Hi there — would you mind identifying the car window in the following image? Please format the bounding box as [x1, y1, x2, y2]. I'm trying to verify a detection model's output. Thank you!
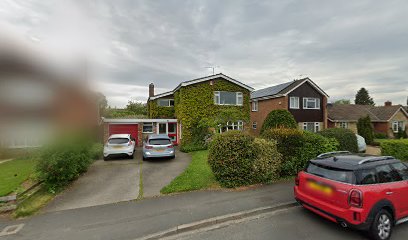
[306, 163, 354, 184]
[149, 139, 171, 145]
[391, 163, 408, 180]
[108, 138, 129, 144]
[356, 169, 377, 185]
[375, 164, 401, 183]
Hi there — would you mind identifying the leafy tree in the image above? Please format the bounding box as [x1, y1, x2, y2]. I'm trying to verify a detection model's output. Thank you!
[260, 110, 297, 134]
[355, 88, 374, 105]
[334, 99, 350, 105]
[126, 100, 148, 116]
[357, 115, 374, 144]
[95, 92, 108, 116]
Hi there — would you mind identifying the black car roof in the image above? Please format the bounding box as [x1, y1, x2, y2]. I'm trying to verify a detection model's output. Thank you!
[310, 154, 401, 171]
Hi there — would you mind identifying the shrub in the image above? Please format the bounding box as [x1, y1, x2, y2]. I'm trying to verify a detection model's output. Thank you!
[90, 143, 104, 160]
[381, 139, 408, 161]
[180, 142, 208, 153]
[357, 116, 374, 144]
[301, 131, 339, 162]
[208, 131, 281, 187]
[374, 132, 388, 139]
[36, 137, 93, 192]
[260, 110, 297, 134]
[395, 128, 408, 139]
[318, 128, 358, 152]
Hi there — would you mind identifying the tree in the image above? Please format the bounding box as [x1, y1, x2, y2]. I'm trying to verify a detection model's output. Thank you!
[334, 99, 350, 105]
[355, 88, 374, 105]
[95, 92, 108, 116]
[260, 110, 297, 134]
[126, 100, 147, 116]
[357, 115, 374, 145]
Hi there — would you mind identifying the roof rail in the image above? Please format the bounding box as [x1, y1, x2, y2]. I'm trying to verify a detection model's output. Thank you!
[317, 151, 351, 158]
[358, 156, 395, 165]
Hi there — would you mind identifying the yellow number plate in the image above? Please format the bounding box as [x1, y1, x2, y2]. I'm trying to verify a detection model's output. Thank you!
[307, 181, 333, 195]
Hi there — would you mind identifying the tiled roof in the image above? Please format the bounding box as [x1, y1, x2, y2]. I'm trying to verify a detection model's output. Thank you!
[328, 104, 407, 122]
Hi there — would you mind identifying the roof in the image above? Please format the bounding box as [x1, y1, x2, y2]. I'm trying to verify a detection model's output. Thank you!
[328, 104, 408, 122]
[103, 118, 177, 123]
[310, 154, 400, 170]
[149, 73, 254, 100]
[250, 77, 329, 100]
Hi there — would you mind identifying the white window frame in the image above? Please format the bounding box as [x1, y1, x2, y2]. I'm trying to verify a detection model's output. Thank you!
[157, 99, 174, 107]
[289, 97, 299, 109]
[252, 100, 258, 111]
[303, 122, 320, 132]
[392, 121, 405, 133]
[214, 91, 243, 106]
[252, 121, 257, 129]
[303, 98, 320, 109]
[219, 120, 244, 133]
[142, 122, 154, 133]
[338, 122, 348, 129]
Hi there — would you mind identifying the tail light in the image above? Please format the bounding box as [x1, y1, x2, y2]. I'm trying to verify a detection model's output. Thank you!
[145, 145, 153, 149]
[128, 141, 132, 146]
[349, 189, 363, 208]
[295, 176, 300, 186]
[167, 144, 173, 148]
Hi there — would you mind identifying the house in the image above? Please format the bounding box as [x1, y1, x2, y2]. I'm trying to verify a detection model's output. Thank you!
[250, 78, 329, 135]
[145, 73, 254, 145]
[327, 101, 408, 138]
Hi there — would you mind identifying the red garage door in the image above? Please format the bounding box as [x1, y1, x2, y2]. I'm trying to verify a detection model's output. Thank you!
[109, 124, 138, 145]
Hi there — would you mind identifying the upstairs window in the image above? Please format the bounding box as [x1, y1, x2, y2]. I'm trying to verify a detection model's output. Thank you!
[392, 121, 405, 133]
[214, 91, 243, 106]
[252, 100, 258, 111]
[158, 99, 174, 107]
[289, 97, 299, 109]
[303, 98, 320, 109]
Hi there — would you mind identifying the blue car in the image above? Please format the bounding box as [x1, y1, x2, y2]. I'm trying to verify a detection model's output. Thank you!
[143, 134, 175, 160]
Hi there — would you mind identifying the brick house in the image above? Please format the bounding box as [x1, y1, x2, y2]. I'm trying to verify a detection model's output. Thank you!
[250, 78, 329, 135]
[327, 101, 408, 138]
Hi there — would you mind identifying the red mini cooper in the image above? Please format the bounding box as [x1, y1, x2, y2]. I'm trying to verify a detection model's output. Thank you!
[294, 151, 408, 240]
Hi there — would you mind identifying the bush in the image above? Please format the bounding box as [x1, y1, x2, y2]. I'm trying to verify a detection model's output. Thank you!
[208, 131, 281, 187]
[260, 110, 297, 134]
[374, 132, 388, 139]
[381, 139, 408, 161]
[301, 131, 339, 162]
[357, 116, 374, 144]
[90, 143, 104, 160]
[180, 142, 208, 153]
[395, 128, 408, 139]
[318, 128, 358, 152]
[36, 137, 94, 192]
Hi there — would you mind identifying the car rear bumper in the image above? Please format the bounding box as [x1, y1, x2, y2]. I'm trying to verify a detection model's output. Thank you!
[143, 150, 175, 159]
[294, 186, 371, 230]
[104, 147, 134, 157]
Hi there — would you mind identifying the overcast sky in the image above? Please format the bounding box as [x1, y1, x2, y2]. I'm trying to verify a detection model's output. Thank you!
[1, 0, 407, 107]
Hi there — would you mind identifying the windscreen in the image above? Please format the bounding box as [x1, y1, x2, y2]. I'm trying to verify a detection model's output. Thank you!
[149, 139, 171, 145]
[108, 138, 129, 144]
[306, 162, 354, 184]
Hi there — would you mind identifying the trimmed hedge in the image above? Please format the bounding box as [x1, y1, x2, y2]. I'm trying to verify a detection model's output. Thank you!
[36, 137, 94, 192]
[381, 139, 408, 161]
[260, 110, 297, 134]
[318, 128, 358, 152]
[208, 131, 281, 188]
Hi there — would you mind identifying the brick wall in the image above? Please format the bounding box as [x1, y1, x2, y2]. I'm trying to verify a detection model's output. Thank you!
[250, 96, 287, 135]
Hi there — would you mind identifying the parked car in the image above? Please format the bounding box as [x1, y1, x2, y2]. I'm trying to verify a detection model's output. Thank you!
[294, 151, 408, 240]
[103, 134, 135, 160]
[356, 134, 367, 152]
[143, 134, 175, 160]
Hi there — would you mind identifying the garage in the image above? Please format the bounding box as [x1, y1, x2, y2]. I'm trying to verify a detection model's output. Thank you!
[108, 124, 139, 145]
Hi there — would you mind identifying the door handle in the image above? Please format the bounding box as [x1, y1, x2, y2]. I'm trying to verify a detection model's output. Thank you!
[386, 192, 393, 195]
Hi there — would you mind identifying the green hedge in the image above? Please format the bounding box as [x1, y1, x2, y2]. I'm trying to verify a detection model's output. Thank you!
[208, 131, 281, 188]
[357, 116, 374, 145]
[36, 137, 94, 192]
[381, 139, 408, 161]
[260, 110, 297, 134]
[318, 128, 358, 152]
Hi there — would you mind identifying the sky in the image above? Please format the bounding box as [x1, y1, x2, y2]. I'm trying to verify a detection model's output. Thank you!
[0, 0, 407, 107]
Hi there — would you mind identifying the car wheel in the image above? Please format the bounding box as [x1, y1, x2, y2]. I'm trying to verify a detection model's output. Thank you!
[370, 209, 393, 240]
[103, 156, 109, 161]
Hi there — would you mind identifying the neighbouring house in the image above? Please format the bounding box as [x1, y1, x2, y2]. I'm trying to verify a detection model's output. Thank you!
[146, 73, 254, 145]
[250, 78, 329, 135]
[327, 101, 408, 138]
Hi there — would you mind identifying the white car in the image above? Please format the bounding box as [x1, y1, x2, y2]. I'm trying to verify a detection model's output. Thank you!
[356, 134, 367, 153]
[103, 134, 135, 160]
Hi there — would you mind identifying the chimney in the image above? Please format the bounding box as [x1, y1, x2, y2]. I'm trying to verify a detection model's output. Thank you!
[384, 101, 392, 106]
[149, 83, 154, 98]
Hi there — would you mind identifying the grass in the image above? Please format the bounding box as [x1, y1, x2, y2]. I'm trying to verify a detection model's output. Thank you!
[13, 188, 55, 218]
[0, 158, 37, 197]
[161, 150, 218, 194]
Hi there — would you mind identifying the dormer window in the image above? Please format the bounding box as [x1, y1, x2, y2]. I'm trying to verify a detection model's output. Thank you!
[303, 98, 320, 109]
[214, 91, 243, 106]
[158, 99, 174, 107]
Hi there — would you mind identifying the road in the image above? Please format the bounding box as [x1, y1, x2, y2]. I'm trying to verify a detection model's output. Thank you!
[175, 207, 408, 240]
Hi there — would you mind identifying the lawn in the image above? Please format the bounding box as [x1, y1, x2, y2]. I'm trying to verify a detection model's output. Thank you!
[0, 158, 37, 196]
[161, 150, 218, 194]
[13, 188, 55, 218]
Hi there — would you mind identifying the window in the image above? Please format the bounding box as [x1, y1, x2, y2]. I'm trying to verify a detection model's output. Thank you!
[149, 138, 171, 145]
[168, 123, 176, 134]
[391, 163, 408, 180]
[303, 98, 320, 109]
[338, 122, 348, 129]
[306, 162, 354, 184]
[392, 121, 405, 133]
[376, 165, 399, 183]
[252, 121, 257, 129]
[157, 99, 174, 107]
[289, 97, 299, 109]
[356, 169, 377, 185]
[143, 123, 153, 133]
[219, 121, 244, 133]
[303, 122, 320, 132]
[214, 91, 243, 106]
[252, 100, 258, 111]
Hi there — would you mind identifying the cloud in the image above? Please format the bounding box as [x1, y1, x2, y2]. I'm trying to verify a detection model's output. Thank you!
[1, 0, 407, 107]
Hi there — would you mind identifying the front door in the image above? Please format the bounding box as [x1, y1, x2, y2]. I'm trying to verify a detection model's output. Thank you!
[158, 123, 167, 134]
[156, 122, 177, 144]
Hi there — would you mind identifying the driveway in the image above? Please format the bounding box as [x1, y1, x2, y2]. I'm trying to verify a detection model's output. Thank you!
[44, 148, 191, 212]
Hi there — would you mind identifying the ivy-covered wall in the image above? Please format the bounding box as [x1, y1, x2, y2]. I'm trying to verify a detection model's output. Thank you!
[148, 97, 176, 118]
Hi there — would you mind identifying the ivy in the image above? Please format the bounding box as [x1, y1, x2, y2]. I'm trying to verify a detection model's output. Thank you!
[148, 100, 175, 118]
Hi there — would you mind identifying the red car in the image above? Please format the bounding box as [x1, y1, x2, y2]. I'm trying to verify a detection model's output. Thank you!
[294, 151, 408, 240]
